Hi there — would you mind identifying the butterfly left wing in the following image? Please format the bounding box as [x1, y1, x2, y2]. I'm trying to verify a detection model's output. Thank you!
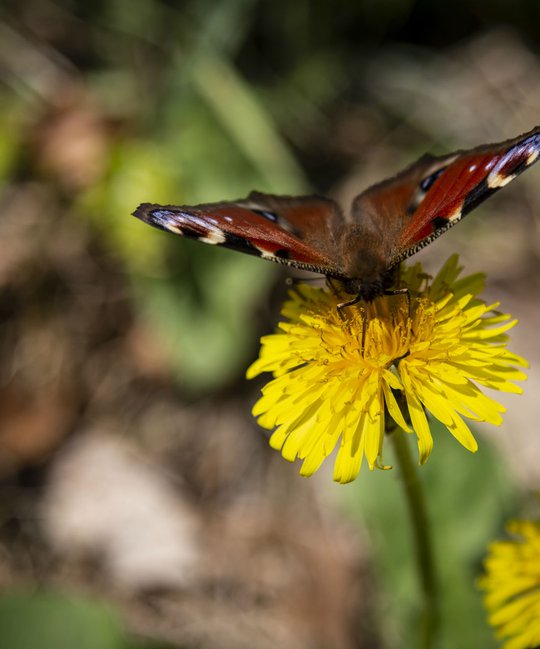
[354, 125, 540, 265]
[133, 191, 347, 278]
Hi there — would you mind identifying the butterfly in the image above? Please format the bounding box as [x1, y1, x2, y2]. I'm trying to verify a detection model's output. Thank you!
[133, 125, 540, 305]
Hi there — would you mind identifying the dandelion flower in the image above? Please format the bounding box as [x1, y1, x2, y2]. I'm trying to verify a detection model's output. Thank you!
[479, 520, 540, 649]
[247, 255, 527, 483]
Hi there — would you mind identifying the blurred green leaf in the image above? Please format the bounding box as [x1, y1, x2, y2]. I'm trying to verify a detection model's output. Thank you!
[0, 591, 124, 649]
[0, 93, 24, 183]
[78, 138, 179, 274]
[190, 53, 310, 194]
[135, 247, 275, 391]
[0, 591, 180, 649]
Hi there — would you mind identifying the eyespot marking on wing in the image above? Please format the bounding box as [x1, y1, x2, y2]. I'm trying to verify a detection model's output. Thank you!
[252, 209, 278, 223]
[406, 163, 453, 216]
[487, 132, 540, 188]
[420, 166, 448, 192]
[241, 197, 303, 238]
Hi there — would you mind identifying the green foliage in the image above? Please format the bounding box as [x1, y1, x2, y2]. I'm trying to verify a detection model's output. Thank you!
[133, 250, 276, 390]
[72, 18, 310, 391]
[340, 421, 521, 649]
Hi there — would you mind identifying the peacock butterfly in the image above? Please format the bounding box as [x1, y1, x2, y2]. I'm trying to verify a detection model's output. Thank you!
[133, 125, 540, 303]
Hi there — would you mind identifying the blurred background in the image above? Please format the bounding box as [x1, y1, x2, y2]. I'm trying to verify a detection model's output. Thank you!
[1, 1, 540, 648]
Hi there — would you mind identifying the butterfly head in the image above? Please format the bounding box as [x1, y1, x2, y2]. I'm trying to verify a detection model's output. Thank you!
[341, 278, 382, 302]
[340, 266, 397, 302]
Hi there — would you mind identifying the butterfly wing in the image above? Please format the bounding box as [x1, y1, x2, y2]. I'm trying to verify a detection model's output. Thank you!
[133, 191, 346, 277]
[354, 125, 540, 265]
[134, 126, 540, 292]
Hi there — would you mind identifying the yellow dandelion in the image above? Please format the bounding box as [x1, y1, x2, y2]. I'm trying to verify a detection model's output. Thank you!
[247, 255, 527, 483]
[479, 520, 540, 649]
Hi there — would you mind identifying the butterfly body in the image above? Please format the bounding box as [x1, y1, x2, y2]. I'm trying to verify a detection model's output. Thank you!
[134, 126, 540, 301]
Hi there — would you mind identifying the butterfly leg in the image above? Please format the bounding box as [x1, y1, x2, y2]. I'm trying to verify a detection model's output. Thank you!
[337, 294, 363, 312]
[328, 279, 361, 317]
[384, 287, 410, 313]
[387, 286, 411, 319]
[335, 294, 368, 353]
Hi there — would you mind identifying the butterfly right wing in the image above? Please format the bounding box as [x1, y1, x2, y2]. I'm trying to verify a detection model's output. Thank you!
[354, 125, 540, 266]
[133, 191, 346, 277]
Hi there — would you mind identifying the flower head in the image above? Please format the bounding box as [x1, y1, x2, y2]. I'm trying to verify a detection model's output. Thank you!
[247, 255, 527, 483]
[479, 519, 540, 649]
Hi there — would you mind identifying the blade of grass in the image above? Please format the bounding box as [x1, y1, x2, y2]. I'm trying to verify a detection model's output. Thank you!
[190, 53, 310, 194]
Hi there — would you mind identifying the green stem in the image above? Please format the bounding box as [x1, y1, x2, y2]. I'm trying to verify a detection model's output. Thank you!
[390, 426, 439, 649]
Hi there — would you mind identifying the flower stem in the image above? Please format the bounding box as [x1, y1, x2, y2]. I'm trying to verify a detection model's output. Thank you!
[390, 426, 439, 649]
